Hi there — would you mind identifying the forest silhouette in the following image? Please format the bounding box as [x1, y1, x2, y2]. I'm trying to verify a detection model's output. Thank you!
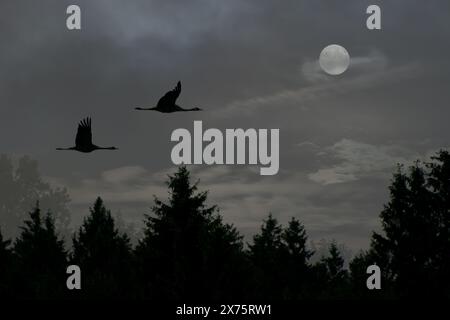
[1, 151, 450, 299]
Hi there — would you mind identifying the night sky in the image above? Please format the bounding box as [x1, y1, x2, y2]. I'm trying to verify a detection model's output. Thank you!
[1, 0, 450, 250]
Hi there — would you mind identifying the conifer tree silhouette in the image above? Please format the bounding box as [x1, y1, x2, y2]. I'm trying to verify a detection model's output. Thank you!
[348, 250, 388, 299]
[282, 217, 314, 298]
[370, 151, 450, 298]
[314, 242, 349, 298]
[71, 197, 133, 298]
[248, 214, 287, 299]
[349, 251, 369, 295]
[135, 166, 245, 300]
[322, 242, 348, 281]
[2, 152, 450, 300]
[13, 204, 67, 298]
[426, 151, 450, 297]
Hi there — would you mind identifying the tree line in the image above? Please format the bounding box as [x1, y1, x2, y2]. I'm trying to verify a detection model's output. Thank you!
[1, 151, 450, 299]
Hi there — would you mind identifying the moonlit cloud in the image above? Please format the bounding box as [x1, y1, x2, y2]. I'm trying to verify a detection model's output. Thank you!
[217, 59, 422, 118]
[302, 49, 388, 83]
[308, 139, 420, 185]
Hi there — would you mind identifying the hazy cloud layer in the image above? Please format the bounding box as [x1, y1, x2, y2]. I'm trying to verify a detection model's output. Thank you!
[308, 139, 420, 185]
[1, 0, 450, 250]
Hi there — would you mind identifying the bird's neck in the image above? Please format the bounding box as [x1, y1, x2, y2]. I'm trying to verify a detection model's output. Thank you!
[96, 146, 117, 150]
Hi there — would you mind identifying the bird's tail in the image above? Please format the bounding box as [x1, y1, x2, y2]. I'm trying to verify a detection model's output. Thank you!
[135, 106, 156, 111]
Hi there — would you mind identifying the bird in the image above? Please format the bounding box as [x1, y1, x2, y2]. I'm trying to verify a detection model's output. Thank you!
[56, 117, 118, 153]
[135, 81, 202, 113]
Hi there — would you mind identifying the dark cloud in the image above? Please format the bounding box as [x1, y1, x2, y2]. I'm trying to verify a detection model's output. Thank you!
[1, 0, 449, 250]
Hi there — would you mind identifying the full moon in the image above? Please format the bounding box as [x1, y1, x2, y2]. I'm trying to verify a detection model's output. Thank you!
[319, 44, 350, 75]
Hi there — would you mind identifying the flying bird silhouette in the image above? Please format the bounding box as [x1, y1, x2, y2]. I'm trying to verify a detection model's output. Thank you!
[135, 81, 202, 113]
[56, 117, 118, 153]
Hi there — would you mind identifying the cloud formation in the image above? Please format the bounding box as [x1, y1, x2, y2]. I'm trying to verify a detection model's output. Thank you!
[308, 139, 419, 185]
[2, 0, 450, 251]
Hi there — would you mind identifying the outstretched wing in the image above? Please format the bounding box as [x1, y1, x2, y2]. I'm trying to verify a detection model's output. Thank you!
[157, 81, 181, 108]
[75, 117, 93, 148]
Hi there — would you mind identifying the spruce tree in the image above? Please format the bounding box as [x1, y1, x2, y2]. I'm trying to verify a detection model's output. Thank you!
[282, 217, 313, 298]
[135, 166, 246, 300]
[349, 251, 388, 299]
[371, 163, 437, 296]
[371, 153, 450, 297]
[71, 197, 133, 298]
[13, 204, 67, 298]
[427, 150, 450, 296]
[313, 242, 349, 298]
[248, 214, 286, 299]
